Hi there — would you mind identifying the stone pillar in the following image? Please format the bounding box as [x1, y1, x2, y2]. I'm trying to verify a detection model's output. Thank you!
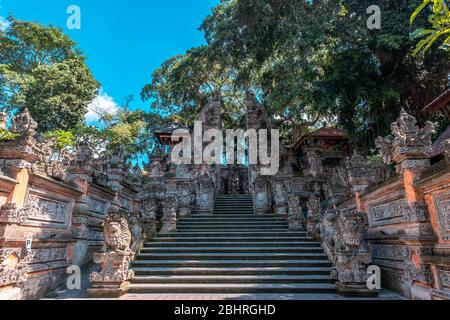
[375, 109, 436, 299]
[0, 110, 39, 299]
[65, 142, 94, 269]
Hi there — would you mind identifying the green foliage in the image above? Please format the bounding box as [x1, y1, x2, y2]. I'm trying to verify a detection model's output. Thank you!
[0, 17, 99, 132]
[43, 129, 75, 150]
[192, 0, 450, 147]
[0, 128, 19, 142]
[410, 0, 450, 55]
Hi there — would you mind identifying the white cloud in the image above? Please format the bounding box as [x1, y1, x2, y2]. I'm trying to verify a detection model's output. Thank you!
[86, 90, 120, 125]
[0, 15, 9, 30]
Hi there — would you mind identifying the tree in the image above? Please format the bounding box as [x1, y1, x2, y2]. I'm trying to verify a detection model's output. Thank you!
[0, 17, 99, 132]
[410, 0, 450, 56]
[141, 46, 247, 129]
[198, 0, 450, 146]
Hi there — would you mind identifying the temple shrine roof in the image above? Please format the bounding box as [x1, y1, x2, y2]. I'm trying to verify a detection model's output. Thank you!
[154, 122, 189, 146]
[293, 127, 346, 152]
[423, 89, 450, 117]
[431, 125, 450, 159]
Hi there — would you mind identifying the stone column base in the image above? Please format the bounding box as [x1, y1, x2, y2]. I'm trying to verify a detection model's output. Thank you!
[88, 281, 130, 298]
[336, 282, 379, 297]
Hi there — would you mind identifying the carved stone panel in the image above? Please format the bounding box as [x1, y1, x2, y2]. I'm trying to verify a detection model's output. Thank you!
[372, 245, 410, 261]
[369, 197, 409, 227]
[23, 193, 72, 228]
[439, 269, 450, 288]
[87, 197, 108, 216]
[434, 191, 450, 240]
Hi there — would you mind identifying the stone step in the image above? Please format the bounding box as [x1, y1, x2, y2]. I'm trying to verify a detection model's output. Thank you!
[175, 228, 290, 233]
[157, 231, 307, 238]
[131, 275, 334, 284]
[132, 259, 332, 268]
[177, 223, 288, 229]
[128, 283, 336, 294]
[135, 252, 328, 261]
[152, 237, 315, 242]
[182, 218, 285, 223]
[133, 267, 333, 276]
[140, 246, 325, 253]
[191, 214, 264, 218]
[143, 241, 321, 248]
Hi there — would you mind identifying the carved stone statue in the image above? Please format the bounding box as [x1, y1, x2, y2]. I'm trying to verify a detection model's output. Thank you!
[334, 210, 374, 294]
[178, 182, 194, 218]
[272, 179, 287, 216]
[127, 212, 143, 253]
[89, 212, 134, 297]
[306, 195, 321, 238]
[319, 207, 338, 266]
[160, 195, 178, 234]
[141, 198, 157, 236]
[103, 213, 132, 253]
[287, 193, 304, 230]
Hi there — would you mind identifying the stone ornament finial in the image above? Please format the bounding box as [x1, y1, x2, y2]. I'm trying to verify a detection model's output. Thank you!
[376, 109, 435, 173]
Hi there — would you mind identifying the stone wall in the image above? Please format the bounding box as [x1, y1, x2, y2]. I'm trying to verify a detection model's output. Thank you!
[327, 110, 450, 299]
[0, 110, 143, 300]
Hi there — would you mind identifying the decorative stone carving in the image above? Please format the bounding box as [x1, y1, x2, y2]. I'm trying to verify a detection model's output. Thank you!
[346, 151, 380, 193]
[324, 164, 349, 205]
[319, 207, 338, 266]
[106, 149, 125, 191]
[317, 206, 377, 296]
[160, 195, 177, 234]
[334, 210, 372, 282]
[127, 212, 143, 253]
[376, 109, 435, 174]
[0, 203, 29, 225]
[287, 193, 304, 230]
[141, 198, 157, 237]
[196, 174, 215, 214]
[272, 179, 287, 216]
[0, 248, 29, 288]
[103, 213, 132, 252]
[306, 194, 321, 238]
[306, 148, 323, 178]
[178, 181, 194, 218]
[444, 140, 450, 163]
[89, 212, 134, 297]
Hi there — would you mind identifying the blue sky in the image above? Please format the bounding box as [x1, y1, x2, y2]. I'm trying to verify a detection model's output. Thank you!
[0, 0, 219, 121]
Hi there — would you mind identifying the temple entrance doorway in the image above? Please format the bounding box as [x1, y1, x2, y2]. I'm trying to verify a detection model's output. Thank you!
[219, 165, 250, 195]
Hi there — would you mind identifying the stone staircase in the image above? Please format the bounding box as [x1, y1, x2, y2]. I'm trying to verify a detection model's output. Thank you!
[129, 194, 336, 294]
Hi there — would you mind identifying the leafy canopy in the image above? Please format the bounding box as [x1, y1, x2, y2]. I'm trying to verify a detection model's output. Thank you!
[0, 17, 99, 132]
[410, 0, 450, 55]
